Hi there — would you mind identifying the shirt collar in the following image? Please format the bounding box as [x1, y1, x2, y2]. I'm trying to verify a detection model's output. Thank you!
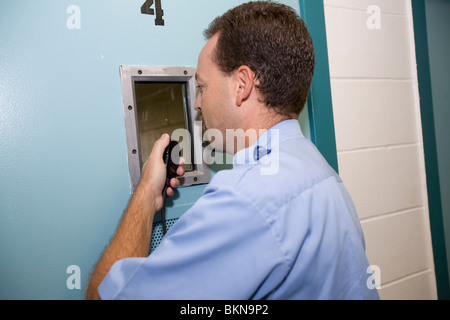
[233, 119, 304, 167]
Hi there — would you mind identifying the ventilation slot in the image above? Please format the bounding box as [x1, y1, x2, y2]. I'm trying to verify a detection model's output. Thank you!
[149, 218, 178, 253]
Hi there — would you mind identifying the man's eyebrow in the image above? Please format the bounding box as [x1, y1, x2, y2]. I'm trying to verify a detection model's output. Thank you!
[195, 73, 203, 83]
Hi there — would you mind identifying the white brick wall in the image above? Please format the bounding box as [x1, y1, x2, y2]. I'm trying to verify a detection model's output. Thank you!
[323, 0, 437, 299]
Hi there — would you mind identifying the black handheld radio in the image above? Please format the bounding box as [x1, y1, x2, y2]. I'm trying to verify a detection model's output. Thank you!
[161, 140, 179, 235]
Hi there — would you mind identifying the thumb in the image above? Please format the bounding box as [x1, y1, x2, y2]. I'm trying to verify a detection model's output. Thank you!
[150, 133, 170, 160]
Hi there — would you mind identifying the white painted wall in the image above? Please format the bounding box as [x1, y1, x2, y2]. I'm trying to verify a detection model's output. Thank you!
[323, 0, 437, 299]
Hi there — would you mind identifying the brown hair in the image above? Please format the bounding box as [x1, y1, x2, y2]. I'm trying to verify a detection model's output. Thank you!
[204, 1, 315, 116]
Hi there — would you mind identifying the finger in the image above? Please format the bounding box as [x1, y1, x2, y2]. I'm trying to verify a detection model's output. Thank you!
[170, 177, 180, 189]
[165, 187, 174, 197]
[176, 166, 185, 177]
[175, 157, 185, 176]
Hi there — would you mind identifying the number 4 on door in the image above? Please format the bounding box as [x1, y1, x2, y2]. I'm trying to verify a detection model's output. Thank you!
[141, 0, 165, 26]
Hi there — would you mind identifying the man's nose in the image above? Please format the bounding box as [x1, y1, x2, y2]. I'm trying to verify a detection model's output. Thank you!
[194, 94, 201, 111]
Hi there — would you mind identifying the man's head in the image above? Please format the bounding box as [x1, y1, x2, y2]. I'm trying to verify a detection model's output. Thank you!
[202, 1, 315, 117]
[194, 1, 315, 154]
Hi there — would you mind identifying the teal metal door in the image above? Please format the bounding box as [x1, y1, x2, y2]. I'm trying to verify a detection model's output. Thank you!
[0, 0, 335, 299]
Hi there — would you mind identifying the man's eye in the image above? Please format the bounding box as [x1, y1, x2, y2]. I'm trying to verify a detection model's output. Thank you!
[196, 86, 203, 95]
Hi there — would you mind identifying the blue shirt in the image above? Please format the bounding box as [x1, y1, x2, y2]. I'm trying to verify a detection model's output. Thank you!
[99, 119, 379, 300]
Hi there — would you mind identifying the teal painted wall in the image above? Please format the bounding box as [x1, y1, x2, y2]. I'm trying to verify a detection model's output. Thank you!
[425, 0, 450, 288]
[0, 0, 307, 299]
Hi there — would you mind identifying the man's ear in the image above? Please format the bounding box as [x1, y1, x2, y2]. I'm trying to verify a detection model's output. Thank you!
[235, 65, 255, 106]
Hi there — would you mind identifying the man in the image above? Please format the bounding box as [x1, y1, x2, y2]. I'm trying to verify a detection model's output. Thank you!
[87, 1, 379, 300]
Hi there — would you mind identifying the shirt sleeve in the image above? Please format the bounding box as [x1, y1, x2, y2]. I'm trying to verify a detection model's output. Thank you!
[98, 184, 289, 300]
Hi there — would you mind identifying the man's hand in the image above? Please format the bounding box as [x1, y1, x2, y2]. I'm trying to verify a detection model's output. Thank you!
[86, 133, 185, 300]
[140, 134, 185, 211]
